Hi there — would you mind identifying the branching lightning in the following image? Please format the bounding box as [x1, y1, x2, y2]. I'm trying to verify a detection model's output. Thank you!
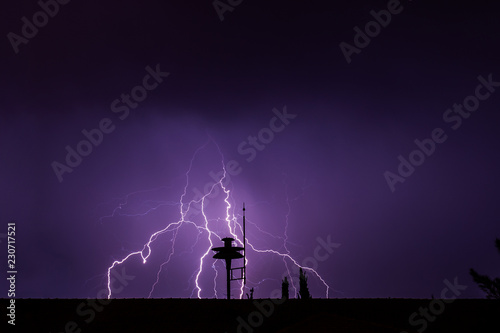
[104, 140, 331, 299]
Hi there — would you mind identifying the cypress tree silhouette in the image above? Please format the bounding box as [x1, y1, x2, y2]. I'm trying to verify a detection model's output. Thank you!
[298, 268, 311, 300]
[469, 238, 500, 299]
[282, 277, 289, 300]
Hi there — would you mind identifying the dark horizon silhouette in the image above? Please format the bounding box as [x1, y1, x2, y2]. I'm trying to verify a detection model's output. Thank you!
[6, 298, 499, 332]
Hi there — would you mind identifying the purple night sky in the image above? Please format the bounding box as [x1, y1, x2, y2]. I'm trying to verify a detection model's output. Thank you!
[1, 0, 499, 300]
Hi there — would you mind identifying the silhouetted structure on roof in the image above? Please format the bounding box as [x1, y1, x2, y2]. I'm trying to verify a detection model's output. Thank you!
[211, 204, 247, 299]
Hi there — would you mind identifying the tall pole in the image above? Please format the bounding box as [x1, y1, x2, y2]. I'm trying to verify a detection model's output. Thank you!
[226, 259, 231, 300]
[243, 203, 246, 286]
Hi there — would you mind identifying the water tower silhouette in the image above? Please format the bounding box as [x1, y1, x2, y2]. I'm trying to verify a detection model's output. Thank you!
[211, 204, 247, 299]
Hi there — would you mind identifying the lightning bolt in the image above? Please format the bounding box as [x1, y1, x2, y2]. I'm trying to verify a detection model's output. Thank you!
[104, 139, 332, 299]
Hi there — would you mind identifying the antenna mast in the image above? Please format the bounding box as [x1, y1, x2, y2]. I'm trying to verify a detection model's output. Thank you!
[243, 202, 246, 286]
[211, 202, 247, 299]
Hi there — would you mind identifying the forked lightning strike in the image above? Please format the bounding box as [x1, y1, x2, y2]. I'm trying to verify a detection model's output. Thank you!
[105, 141, 330, 299]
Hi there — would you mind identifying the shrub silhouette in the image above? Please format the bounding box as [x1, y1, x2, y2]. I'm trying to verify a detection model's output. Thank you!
[469, 238, 500, 299]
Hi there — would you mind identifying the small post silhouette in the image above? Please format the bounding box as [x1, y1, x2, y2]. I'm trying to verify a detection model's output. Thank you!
[212, 238, 244, 299]
[246, 287, 254, 299]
